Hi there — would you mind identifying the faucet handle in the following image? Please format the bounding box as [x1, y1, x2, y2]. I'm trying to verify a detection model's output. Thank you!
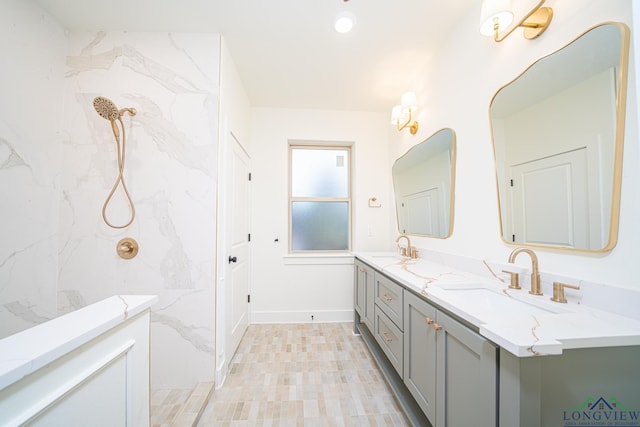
[502, 269, 521, 289]
[410, 246, 418, 259]
[551, 282, 580, 303]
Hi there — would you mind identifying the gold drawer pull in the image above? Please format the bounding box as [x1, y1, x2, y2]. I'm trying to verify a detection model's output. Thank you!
[432, 323, 443, 331]
[359, 267, 365, 272]
[424, 317, 434, 325]
[382, 293, 393, 302]
[381, 331, 393, 342]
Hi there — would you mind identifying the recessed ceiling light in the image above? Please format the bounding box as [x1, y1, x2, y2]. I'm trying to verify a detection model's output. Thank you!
[334, 12, 355, 34]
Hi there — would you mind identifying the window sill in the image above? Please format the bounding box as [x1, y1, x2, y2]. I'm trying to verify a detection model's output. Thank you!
[283, 253, 354, 265]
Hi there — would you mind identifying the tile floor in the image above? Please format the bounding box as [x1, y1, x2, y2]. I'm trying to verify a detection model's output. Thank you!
[196, 322, 411, 426]
[151, 382, 214, 427]
[151, 388, 192, 427]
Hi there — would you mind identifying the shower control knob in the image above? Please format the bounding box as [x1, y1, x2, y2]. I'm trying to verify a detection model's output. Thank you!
[228, 256, 238, 264]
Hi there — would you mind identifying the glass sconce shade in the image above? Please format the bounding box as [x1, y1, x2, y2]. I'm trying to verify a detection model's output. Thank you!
[390, 91, 419, 134]
[390, 105, 402, 125]
[401, 91, 417, 110]
[480, 0, 514, 36]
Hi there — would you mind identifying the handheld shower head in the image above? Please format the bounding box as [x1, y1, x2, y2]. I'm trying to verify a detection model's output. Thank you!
[93, 95, 138, 229]
[93, 96, 121, 121]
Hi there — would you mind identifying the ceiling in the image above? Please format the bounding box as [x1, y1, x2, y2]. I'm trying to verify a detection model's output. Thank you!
[34, 0, 477, 112]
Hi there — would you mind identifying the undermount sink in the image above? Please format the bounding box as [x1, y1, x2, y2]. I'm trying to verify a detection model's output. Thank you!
[441, 287, 570, 318]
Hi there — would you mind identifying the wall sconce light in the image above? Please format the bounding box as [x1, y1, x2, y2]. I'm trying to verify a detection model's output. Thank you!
[480, 0, 553, 42]
[391, 92, 419, 135]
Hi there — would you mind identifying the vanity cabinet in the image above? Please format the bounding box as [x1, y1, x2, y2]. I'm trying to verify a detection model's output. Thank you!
[356, 255, 640, 427]
[354, 260, 375, 330]
[355, 259, 498, 427]
[404, 290, 497, 427]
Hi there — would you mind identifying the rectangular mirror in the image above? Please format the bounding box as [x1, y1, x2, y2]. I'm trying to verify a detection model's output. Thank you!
[490, 23, 630, 251]
[392, 128, 456, 237]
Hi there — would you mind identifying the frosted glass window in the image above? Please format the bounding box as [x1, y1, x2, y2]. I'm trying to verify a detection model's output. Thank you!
[291, 149, 349, 197]
[292, 202, 349, 251]
[289, 144, 351, 252]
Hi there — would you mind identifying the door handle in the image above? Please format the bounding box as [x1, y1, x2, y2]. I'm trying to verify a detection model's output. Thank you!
[228, 256, 237, 264]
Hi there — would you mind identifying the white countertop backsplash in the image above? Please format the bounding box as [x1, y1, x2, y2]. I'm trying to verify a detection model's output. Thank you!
[354, 251, 640, 358]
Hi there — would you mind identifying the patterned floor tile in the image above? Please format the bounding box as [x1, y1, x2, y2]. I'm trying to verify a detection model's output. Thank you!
[197, 323, 410, 426]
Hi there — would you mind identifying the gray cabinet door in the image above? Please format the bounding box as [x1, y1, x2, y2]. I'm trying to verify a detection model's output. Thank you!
[354, 260, 367, 318]
[404, 291, 437, 424]
[354, 261, 375, 330]
[435, 310, 497, 427]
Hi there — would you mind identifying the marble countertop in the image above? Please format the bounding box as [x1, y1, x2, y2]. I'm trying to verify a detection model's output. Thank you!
[355, 252, 640, 357]
[0, 294, 158, 390]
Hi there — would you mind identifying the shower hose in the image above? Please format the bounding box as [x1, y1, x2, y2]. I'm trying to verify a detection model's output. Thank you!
[102, 115, 135, 229]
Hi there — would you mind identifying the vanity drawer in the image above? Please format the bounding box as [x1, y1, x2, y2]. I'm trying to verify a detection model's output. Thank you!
[374, 304, 404, 378]
[374, 272, 404, 329]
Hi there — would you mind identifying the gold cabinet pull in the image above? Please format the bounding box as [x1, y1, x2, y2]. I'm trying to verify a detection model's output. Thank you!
[381, 331, 393, 342]
[432, 323, 443, 331]
[359, 267, 365, 272]
[424, 317, 434, 325]
[382, 293, 393, 302]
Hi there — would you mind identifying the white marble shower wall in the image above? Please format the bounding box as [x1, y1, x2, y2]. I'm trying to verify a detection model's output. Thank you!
[59, 31, 221, 389]
[0, 0, 66, 338]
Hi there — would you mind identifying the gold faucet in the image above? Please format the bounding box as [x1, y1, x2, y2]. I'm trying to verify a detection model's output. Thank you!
[508, 248, 542, 295]
[396, 234, 415, 258]
[551, 281, 580, 303]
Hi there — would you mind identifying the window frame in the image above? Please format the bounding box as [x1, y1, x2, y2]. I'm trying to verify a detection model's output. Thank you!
[288, 141, 353, 254]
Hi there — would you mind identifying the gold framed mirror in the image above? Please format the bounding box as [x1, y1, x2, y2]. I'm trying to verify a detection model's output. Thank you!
[490, 22, 630, 251]
[392, 128, 456, 238]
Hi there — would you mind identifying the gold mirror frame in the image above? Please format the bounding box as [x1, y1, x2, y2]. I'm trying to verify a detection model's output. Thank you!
[392, 128, 456, 238]
[489, 22, 630, 252]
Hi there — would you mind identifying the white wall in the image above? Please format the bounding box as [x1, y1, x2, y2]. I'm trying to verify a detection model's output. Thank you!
[389, 0, 640, 290]
[215, 36, 252, 382]
[249, 108, 392, 323]
[0, 0, 66, 338]
[59, 31, 220, 389]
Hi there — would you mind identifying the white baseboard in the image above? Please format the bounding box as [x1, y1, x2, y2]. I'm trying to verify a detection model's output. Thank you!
[251, 309, 353, 324]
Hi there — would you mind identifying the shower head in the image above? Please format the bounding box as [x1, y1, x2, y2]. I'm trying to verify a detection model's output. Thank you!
[93, 96, 121, 121]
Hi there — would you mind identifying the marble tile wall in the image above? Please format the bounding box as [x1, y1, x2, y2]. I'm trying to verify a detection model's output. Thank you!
[2, 1, 222, 390]
[59, 31, 221, 389]
[0, 0, 66, 338]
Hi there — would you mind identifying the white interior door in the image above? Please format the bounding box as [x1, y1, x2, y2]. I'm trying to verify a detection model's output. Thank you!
[225, 133, 251, 359]
[401, 187, 441, 236]
[509, 148, 590, 248]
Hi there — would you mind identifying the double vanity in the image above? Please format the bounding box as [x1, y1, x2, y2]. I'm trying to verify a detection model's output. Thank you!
[353, 251, 640, 427]
[367, 20, 640, 427]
